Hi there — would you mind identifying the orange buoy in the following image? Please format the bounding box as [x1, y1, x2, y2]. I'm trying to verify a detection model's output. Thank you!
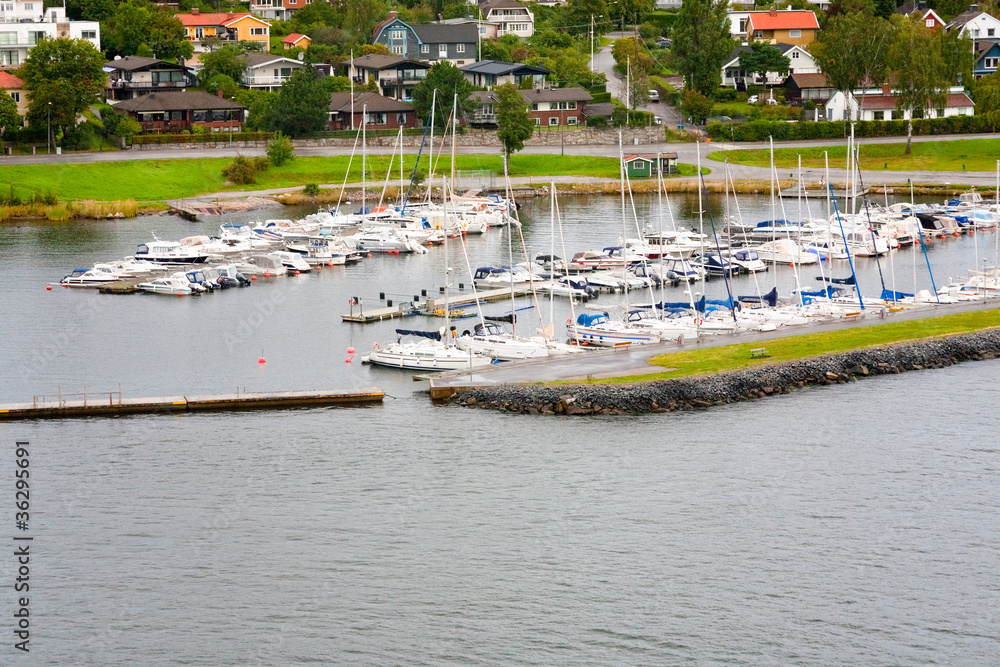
[347, 346, 356, 354]
[46, 285, 52, 290]
[295, 270, 301, 275]
[251, 275, 257, 281]
[345, 357, 353, 363]
[177, 292, 185, 297]
[367, 253, 372, 258]
[258, 357, 266, 364]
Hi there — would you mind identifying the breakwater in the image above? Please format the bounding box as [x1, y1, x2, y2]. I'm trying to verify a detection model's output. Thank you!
[450, 329, 1000, 416]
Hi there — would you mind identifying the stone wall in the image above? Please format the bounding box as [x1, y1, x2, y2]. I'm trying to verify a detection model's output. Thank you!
[128, 126, 668, 151]
[449, 329, 1000, 416]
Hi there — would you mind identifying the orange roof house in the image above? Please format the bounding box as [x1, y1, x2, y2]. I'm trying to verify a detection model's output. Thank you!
[174, 9, 270, 52]
[747, 9, 820, 47]
[0, 71, 28, 120]
[281, 33, 310, 50]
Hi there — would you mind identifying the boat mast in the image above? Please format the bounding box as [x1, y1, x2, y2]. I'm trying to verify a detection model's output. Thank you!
[443, 177, 452, 347]
[428, 89, 436, 204]
[362, 103, 367, 215]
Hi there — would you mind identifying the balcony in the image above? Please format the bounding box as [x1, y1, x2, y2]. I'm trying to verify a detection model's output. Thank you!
[243, 75, 292, 87]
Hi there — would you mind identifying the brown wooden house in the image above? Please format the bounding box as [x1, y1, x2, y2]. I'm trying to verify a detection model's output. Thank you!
[113, 90, 245, 133]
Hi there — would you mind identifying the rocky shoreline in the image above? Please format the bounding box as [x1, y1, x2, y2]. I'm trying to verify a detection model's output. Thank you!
[449, 329, 1000, 416]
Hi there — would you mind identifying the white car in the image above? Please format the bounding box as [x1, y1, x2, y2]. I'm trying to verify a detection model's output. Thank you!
[654, 116, 662, 125]
[747, 95, 759, 104]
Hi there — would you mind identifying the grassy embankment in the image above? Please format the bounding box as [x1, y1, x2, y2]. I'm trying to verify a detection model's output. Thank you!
[567, 308, 1000, 385]
[0, 154, 706, 207]
[709, 138, 1000, 173]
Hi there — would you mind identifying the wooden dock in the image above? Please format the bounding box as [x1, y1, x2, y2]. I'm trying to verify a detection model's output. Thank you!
[0, 388, 384, 421]
[341, 287, 532, 323]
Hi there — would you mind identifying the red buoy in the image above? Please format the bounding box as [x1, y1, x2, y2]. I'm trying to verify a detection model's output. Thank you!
[264, 272, 271, 277]
[295, 270, 301, 275]
[258, 357, 266, 364]
[46, 285, 52, 290]
[345, 357, 353, 363]
[177, 292, 185, 297]
[251, 275, 257, 281]
[347, 346, 356, 354]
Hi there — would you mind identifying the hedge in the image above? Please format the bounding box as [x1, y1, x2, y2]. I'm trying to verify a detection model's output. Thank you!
[706, 115, 998, 142]
[132, 132, 274, 145]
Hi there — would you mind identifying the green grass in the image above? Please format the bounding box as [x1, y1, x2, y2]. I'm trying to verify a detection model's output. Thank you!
[709, 138, 1000, 172]
[573, 308, 1000, 384]
[0, 154, 633, 202]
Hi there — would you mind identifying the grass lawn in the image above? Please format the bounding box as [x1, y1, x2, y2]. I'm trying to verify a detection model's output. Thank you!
[575, 308, 1000, 384]
[0, 154, 637, 202]
[709, 138, 1000, 173]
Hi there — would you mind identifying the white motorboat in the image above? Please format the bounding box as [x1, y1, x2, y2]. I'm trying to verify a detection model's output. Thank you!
[728, 248, 768, 272]
[362, 329, 495, 371]
[455, 321, 554, 360]
[134, 239, 209, 265]
[348, 228, 426, 254]
[269, 251, 312, 273]
[60, 265, 128, 287]
[535, 277, 598, 300]
[756, 239, 819, 265]
[137, 276, 195, 295]
[233, 255, 288, 276]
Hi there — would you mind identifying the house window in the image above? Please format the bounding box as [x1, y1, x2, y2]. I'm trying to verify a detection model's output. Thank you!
[392, 46, 403, 55]
[549, 116, 558, 125]
[791, 51, 799, 59]
[438, 44, 447, 57]
[366, 112, 387, 125]
[989, 28, 996, 37]
[567, 116, 577, 125]
[558, 101, 566, 110]
[391, 30, 404, 40]
[753, 30, 763, 38]
[0, 3, 12, 11]
[421, 44, 429, 54]
[396, 112, 408, 124]
[568, 101, 576, 110]
[936, 107, 945, 117]
[82, 30, 96, 40]
[873, 111, 884, 120]
[533, 117, 540, 125]
[251, 28, 266, 36]
[789, 29, 801, 38]
[457, 44, 465, 53]
[0, 50, 17, 66]
[926, 18, 935, 27]
[28, 31, 46, 45]
[987, 57, 999, 69]
[531, 103, 537, 110]
[739, 18, 748, 32]
[195, 27, 204, 39]
[0, 32, 15, 46]
[23, 2, 32, 9]
[9, 92, 18, 103]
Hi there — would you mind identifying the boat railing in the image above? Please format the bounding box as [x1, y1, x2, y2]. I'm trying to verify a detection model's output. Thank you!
[33, 386, 123, 409]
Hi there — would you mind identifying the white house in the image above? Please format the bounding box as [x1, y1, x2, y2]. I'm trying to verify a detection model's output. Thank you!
[722, 43, 817, 88]
[242, 52, 306, 90]
[0, 0, 100, 68]
[825, 86, 975, 121]
[481, 0, 535, 39]
[946, 4, 1000, 40]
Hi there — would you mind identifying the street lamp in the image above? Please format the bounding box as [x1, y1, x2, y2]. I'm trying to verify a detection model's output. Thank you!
[47, 102, 51, 155]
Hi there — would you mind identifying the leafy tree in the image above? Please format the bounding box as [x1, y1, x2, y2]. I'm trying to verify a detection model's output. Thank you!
[939, 27, 974, 89]
[205, 73, 240, 99]
[275, 68, 329, 136]
[411, 62, 477, 127]
[199, 45, 249, 85]
[611, 37, 655, 76]
[825, 0, 875, 20]
[360, 43, 392, 56]
[104, 0, 193, 61]
[66, 0, 118, 22]
[494, 83, 534, 174]
[344, 0, 388, 38]
[972, 72, 1000, 130]
[563, 0, 610, 37]
[289, 1, 342, 33]
[266, 131, 295, 166]
[618, 72, 650, 110]
[531, 29, 574, 51]
[481, 39, 512, 63]
[889, 14, 947, 154]
[738, 42, 791, 86]
[0, 93, 21, 138]
[21, 37, 106, 146]
[240, 90, 281, 131]
[608, 0, 654, 28]
[812, 12, 890, 119]
[672, 0, 733, 97]
[681, 88, 712, 124]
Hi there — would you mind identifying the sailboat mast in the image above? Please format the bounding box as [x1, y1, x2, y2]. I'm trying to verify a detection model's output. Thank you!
[443, 177, 451, 346]
[362, 103, 367, 214]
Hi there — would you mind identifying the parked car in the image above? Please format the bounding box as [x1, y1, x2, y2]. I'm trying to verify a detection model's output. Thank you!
[648, 89, 659, 102]
[654, 116, 662, 125]
[747, 95, 759, 104]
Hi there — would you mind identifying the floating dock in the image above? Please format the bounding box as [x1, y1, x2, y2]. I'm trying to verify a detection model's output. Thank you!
[341, 287, 532, 323]
[0, 388, 384, 421]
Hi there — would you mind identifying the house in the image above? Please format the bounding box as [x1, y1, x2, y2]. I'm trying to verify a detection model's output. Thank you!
[104, 56, 194, 102]
[460, 60, 549, 89]
[346, 54, 430, 102]
[0, 70, 28, 119]
[327, 91, 417, 131]
[722, 43, 817, 88]
[741, 9, 820, 47]
[0, 0, 100, 69]
[825, 86, 974, 122]
[623, 153, 678, 178]
[480, 0, 535, 39]
[282, 33, 310, 50]
[440, 17, 498, 42]
[784, 72, 835, 106]
[896, 1, 945, 29]
[521, 87, 592, 126]
[582, 102, 614, 123]
[174, 9, 270, 53]
[372, 13, 478, 66]
[249, 0, 306, 21]
[975, 40, 1000, 78]
[946, 4, 1000, 40]
[112, 90, 245, 133]
[468, 90, 498, 126]
[243, 53, 306, 90]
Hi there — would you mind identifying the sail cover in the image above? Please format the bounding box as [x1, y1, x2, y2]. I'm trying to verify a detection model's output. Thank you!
[395, 329, 441, 340]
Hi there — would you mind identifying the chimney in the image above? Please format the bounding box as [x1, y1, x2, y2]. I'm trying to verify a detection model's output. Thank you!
[191, 7, 199, 15]
[970, 3, 978, 10]
[917, 0, 927, 8]
[769, 8, 777, 16]
[218, 89, 224, 99]
[881, 83, 890, 95]
[389, 10, 397, 19]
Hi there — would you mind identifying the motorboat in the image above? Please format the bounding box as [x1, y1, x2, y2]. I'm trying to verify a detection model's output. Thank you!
[233, 255, 288, 276]
[755, 239, 819, 265]
[729, 248, 768, 272]
[535, 276, 598, 300]
[137, 276, 195, 295]
[455, 321, 554, 360]
[660, 257, 704, 282]
[362, 329, 495, 371]
[568, 249, 628, 270]
[269, 251, 312, 273]
[134, 239, 209, 265]
[203, 265, 251, 288]
[690, 253, 739, 277]
[623, 308, 700, 341]
[60, 265, 127, 287]
[182, 268, 220, 292]
[347, 228, 426, 254]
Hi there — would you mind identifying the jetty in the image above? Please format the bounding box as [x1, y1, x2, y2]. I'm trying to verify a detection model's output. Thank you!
[341, 286, 533, 323]
[0, 387, 384, 421]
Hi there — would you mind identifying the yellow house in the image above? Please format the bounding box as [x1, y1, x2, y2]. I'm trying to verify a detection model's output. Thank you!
[174, 9, 270, 52]
[0, 71, 29, 122]
[746, 9, 820, 47]
[282, 33, 311, 50]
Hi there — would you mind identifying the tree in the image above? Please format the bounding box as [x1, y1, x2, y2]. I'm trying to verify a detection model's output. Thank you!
[939, 27, 974, 89]
[611, 37, 655, 76]
[493, 84, 534, 174]
[618, 72, 650, 111]
[608, 0, 654, 28]
[66, 0, 118, 22]
[199, 45, 249, 85]
[344, 0, 388, 38]
[972, 72, 1000, 130]
[205, 74, 240, 99]
[239, 90, 281, 131]
[275, 68, 329, 137]
[738, 42, 791, 86]
[889, 14, 948, 154]
[21, 37, 106, 146]
[104, 0, 193, 61]
[563, 0, 609, 37]
[410, 62, 477, 127]
[360, 43, 392, 56]
[681, 88, 712, 124]
[812, 12, 890, 119]
[672, 0, 734, 97]
[0, 93, 20, 138]
[289, 0, 342, 33]
[266, 132, 295, 166]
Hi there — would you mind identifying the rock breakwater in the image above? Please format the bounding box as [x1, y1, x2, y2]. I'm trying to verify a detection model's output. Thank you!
[450, 329, 1000, 416]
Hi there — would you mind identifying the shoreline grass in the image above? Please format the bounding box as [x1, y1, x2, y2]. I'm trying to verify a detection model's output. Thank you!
[569, 308, 1000, 384]
[709, 138, 1000, 173]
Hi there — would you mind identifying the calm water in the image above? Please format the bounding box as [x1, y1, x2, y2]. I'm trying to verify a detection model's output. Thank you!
[1, 195, 999, 664]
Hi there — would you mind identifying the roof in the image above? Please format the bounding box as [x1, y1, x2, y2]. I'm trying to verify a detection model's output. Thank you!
[520, 87, 593, 103]
[412, 23, 478, 44]
[787, 72, 831, 89]
[173, 12, 268, 28]
[349, 54, 407, 70]
[329, 92, 415, 113]
[624, 153, 677, 163]
[469, 91, 497, 104]
[104, 56, 188, 72]
[946, 8, 988, 29]
[582, 102, 613, 117]
[282, 33, 309, 44]
[860, 92, 974, 110]
[0, 71, 24, 89]
[483, 0, 530, 12]
[976, 39, 1000, 55]
[460, 59, 550, 75]
[245, 53, 304, 68]
[113, 91, 245, 112]
[725, 42, 799, 65]
[747, 10, 820, 31]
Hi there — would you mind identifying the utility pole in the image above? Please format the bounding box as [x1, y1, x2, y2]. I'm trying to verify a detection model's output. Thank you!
[349, 49, 354, 130]
[590, 14, 594, 73]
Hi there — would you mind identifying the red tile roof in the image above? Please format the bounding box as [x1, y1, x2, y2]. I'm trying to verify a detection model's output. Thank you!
[861, 92, 974, 110]
[282, 33, 308, 44]
[174, 12, 264, 27]
[748, 10, 820, 31]
[0, 71, 24, 89]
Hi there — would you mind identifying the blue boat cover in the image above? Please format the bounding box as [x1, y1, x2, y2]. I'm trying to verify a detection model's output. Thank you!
[738, 286, 779, 307]
[395, 329, 441, 341]
[816, 275, 856, 285]
[880, 289, 914, 301]
[576, 313, 608, 326]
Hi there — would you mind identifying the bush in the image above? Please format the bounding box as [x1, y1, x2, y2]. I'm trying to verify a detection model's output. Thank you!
[715, 88, 739, 102]
[222, 154, 269, 185]
[302, 183, 320, 196]
[705, 114, 995, 142]
[266, 131, 294, 166]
